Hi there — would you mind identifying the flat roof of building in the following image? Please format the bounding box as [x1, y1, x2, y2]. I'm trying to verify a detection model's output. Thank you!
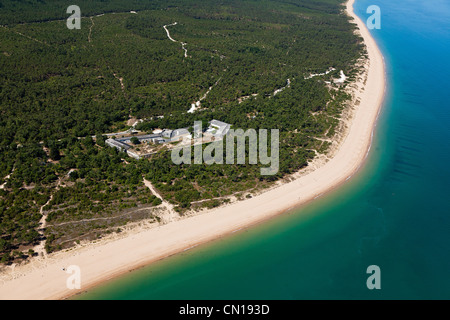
[106, 139, 131, 150]
[116, 134, 162, 143]
[210, 119, 230, 128]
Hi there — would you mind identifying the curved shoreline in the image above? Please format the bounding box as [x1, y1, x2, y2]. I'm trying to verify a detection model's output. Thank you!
[0, 0, 386, 300]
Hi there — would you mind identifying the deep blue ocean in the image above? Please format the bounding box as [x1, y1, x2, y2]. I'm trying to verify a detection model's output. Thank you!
[79, 0, 450, 299]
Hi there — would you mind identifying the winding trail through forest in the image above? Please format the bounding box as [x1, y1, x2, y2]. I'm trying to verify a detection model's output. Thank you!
[0, 174, 11, 190]
[188, 78, 221, 113]
[0, 25, 50, 47]
[33, 195, 53, 258]
[273, 78, 291, 96]
[88, 17, 94, 43]
[33, 177, 64, 258]
[143, 179, 177, 224]
[305, 67, 336, 79]
[113, 73, 125, 91]
[0, 168, 14, 190]
[46, 208, 154, 228]
[305, 67, 347, 84]
[162, 22, 222, 114]
[163, 22, 189, 58]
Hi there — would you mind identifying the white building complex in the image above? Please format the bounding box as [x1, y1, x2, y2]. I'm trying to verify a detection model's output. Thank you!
[207, 120, 231, 139]
[105, 119, 231, 159]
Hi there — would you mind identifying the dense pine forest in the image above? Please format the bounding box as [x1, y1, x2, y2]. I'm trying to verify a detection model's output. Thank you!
[0, 0, 364, 263]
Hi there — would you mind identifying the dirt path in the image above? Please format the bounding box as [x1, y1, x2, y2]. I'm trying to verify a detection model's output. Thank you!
[143, 178, 177, 224]
[33, 177, 64, 258]
[273, 78, 291, 96]
[46, 207, 154, 228]
[305, 67, 336, 79]
[113, 73, 125, 91]
[0, 174, 11, 190]
[88, 17, 94, 43]
[163, 22, 189, 58]
[0, 25, 50, 47]
[0, 168, 15, 190]
[188, 78, 221, 113]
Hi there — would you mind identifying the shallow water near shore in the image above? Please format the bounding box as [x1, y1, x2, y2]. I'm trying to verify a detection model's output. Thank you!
[78, 0, 450, 299]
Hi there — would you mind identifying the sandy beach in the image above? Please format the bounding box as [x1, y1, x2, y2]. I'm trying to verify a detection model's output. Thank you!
[0, 0, 386, 300]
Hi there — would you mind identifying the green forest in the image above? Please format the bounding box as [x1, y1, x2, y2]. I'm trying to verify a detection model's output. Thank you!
[0, 0, 364, 263]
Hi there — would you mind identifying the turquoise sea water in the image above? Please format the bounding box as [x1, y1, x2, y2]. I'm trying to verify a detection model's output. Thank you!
[79, 0, 450, 299]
